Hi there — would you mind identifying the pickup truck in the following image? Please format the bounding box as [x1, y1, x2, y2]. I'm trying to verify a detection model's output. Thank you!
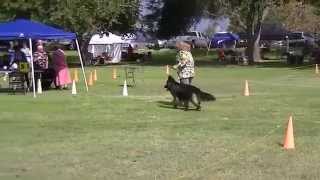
[165, 31, 209, 48]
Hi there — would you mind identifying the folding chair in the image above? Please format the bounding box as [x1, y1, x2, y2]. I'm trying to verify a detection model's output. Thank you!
[124, 66, 136, 87]
[9, 71, 27, 94]
[8, 62, 29, 94]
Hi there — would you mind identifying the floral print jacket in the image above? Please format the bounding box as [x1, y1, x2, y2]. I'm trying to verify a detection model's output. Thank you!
[175, 50, 195, 79]
[33, 51, 48, 69]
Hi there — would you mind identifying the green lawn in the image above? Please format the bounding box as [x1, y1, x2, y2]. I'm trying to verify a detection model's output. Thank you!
[0, 50, 320, 180]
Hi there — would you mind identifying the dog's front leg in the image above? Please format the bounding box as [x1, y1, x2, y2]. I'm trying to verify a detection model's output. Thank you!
[173, 97, 178, 108]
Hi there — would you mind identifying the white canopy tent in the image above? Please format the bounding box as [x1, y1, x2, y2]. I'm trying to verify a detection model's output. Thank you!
[88, 33, 128, 63]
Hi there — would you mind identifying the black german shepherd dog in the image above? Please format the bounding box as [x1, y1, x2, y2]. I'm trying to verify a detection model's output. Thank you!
[164, 76, 216, 110]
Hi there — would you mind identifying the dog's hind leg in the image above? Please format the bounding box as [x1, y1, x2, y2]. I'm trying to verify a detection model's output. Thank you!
[191, 93, 201, 110]
[183, 100, 189, 111]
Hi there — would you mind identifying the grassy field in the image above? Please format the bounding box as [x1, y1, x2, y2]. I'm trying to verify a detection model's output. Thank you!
[0, 49, 320, 180]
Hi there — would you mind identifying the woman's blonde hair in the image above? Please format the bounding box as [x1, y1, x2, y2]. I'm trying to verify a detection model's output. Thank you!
[176, 41, 191, 51]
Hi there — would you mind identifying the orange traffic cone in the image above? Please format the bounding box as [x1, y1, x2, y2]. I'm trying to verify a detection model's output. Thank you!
[93, 69, 98, 81]
[73, 69, 79, 82]
[112, 68, 117, 80]
[166, 65, 170, 75]
[244, 80, 250, 96]
[316, 64, 319, 74]
[283, 115, 295, 150]
[88, 71, 93, 86]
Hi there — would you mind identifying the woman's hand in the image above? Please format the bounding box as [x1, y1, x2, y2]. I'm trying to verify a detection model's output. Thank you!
[172, 65, 178, 69]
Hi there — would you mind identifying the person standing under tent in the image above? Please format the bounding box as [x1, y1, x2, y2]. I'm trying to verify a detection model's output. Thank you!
[33, 45, 49, 70]
[52, 45, 72, 89]
[8, 41, 15, 68]
[33, 45, 49, 89]
[20, 41, 32, 66]
[36, 40, 44, 47]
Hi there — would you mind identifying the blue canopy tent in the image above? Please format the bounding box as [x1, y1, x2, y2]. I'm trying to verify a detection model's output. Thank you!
[0, 19, 88, 97]
[210, 32, 240, 48]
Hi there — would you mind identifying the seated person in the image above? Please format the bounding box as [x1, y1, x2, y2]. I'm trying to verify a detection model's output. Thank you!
[100, 52, 111, 64]
[12, 45, 30, 87]
[128, 44, 133, 57]
[218, 48, 225, 62]
[127, 44, 136, 61]
[145, 51, 152, 61]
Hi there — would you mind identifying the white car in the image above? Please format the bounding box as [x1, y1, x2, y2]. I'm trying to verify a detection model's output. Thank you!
[164, 31, 209, 49]
[156, 39, 167, 48]
[176, 31, 209, 48]
[164, 38, 177, 48]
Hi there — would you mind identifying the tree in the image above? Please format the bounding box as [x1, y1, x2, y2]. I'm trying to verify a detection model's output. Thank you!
[143, 0, 163, 33]
[206, 0, 282, 64]
[209, 0, 320, 64]
[47, 0, 139, 63]
[144, 0, 279, 64]
[275, 0, 320, 33]
[143, 0, 207, 38]
[0, 0, 140, 63]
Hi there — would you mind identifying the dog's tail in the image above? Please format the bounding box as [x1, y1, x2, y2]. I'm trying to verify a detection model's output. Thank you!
[199, 91, 216, 101]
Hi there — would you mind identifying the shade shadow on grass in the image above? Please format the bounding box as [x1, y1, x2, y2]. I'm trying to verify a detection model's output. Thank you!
[157, 100, 200, 111]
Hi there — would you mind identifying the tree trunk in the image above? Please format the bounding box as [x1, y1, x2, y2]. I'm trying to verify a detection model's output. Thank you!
[78, 31, 97, 66]
[246, 6, 269, 65]
[247, 30, 262, 65]
[79, 37, 92, 66]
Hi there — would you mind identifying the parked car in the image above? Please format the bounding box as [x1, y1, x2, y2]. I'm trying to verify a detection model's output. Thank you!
[163, 31, 209, 49]
[156, 39, 167, 48]
[287, 32, 315, 47]
[145, 39, 167, 49]
[46, 39, 75, 50]
[164, 37, 177, 49]
[270, 40, 286, 49]
[175, 31, 209, 48]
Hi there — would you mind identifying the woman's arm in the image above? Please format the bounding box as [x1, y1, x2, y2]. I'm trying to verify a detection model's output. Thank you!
[173, 51, 188, 69]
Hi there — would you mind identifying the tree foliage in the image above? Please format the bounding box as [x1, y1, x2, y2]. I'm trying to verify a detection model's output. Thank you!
[0, 0, 140, 38]
[275, 0, 320, 33]
[144, 0, 279, 63]
[206, 0, 280, 63]
[144, 0, 207, 38]
[0, 0, 140, 63]
[309, 0, 320, 15]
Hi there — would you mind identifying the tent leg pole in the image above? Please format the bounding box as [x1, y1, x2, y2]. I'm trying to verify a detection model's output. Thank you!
[75, 39, 89, 92]
[29, 38, 36, 98]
